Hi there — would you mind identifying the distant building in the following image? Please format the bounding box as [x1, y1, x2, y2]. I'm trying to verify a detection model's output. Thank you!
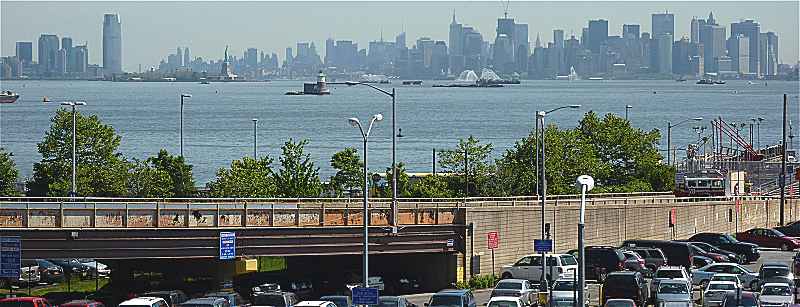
[553, 29, 564, 49]
[727, 34, 750, 74]
[176, 47, 183, 67]
[622, 24, 640, 39]
[184, 47, 191, 68]
[74, 45, 88, 73]
[245, 48, 258, 68]
[103, 13, 123, 75]
[37, 34, 59, 75]
[699, 13, 725, 73]
[587, 19, 608, 53]
[15, 42, 32, 65]
[730, 20, 760, 75]
[672, 37, 691, 75]
[652, 12, 675, 37]
[759, 32, 778, 76]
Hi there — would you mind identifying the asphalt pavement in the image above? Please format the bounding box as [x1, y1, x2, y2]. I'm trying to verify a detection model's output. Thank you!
[403, 249, 796, 307]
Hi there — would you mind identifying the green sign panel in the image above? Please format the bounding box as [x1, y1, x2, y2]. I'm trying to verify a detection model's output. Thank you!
[258, 256, 287, 272]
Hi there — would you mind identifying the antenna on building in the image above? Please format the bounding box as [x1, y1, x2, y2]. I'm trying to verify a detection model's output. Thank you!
[500, 0, 510, 18]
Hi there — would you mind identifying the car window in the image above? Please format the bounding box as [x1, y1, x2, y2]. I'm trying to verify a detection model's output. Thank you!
[729, 266, 744, 274]
[762, 267, 790, 277]
[547, 257, 558, 266]
[429, 296, 461, 307]
[706, 265, 726, 273]
[656, 270, 685, 278]
[487, 301, 518, 307]
[709, 284, 736, 290]
[495, 281, 523, 290]
[762, 286, 792, 296]
[514, 257, 532, 266]
[659, 283, 689, 294]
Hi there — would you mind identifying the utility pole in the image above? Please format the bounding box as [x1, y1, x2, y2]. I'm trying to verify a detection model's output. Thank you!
[781, 94, 788, 226]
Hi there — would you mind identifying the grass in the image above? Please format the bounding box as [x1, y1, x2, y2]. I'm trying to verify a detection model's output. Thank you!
[1, 276, 109, 297]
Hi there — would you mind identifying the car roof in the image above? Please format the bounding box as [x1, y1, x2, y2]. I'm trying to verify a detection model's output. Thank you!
[658, 266, 685, 271]
[319, 296, 347, 299]
[185, 298, 226, 304]
[0, 298, 45, 302]
[608, 271, 638, 276]
[708, 281, 737, 285]
[295, 301, 333, 306]
[761, 263, 790, 268]
[436, 289, 470, 295]
[497, 279, 527, 283]
[761, 283, 792, 287]
[712, 274, 740, 278]
[487, 297, 521, 302]
[121, 297, 166, 305]
[657, 279, 688, 284]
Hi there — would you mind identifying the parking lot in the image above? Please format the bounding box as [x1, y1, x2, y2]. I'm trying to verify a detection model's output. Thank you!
[404, 249, 796, 307]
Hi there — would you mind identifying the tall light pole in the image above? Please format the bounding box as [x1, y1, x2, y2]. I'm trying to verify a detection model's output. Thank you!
[179, 93, 191, 157]
[756, 117, 765, 150]
[667, 117, 703, 167]
[349, 113, 383, 288]
[345, 82, 400, 228]
[60, 101, 87, 197]
[625, 105, 632, 121]
[575, 175, 595, 307]
[252, 118, 258, 159]
[536, 104, 580, 291]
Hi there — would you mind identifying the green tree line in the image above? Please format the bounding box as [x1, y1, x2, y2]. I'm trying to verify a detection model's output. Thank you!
[0, 109, 674, 197]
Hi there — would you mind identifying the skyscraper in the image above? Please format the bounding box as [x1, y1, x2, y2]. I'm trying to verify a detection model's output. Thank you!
[727, 34, 750, 74]
[587, 19, 608, 53]
[730, 20, 760, 75]
[700, 23, 726, 73]
[176, 47, 183, 67]
[15, 42, 32, 64]
[651, 12, 675, 37]
[325, 38, 335, 66]
[672, 37, 691, 74]
[622, 24, 640, 39]
[183, 47, 191, 67]
[245, 48, 258, 68]
[449, 11, 465, 74]
[61, 37, 74, 72]
[74, 45, 88, 73]
[553, 29, 564, 49]
[759, 32, 778, 76]
[37, 34, 59, 74]
[653, 33, 673, 74]
[102, 13, 122, 74]
[690, 17, 707, 44]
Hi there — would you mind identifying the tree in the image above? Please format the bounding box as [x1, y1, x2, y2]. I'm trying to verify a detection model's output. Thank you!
[438, 136, 494, 196]
[381, 162, 411, 198]
[409, 175, 456, 198]
[127, 160, 173, 198]
[273, 139, 322, 197]
[207, 156, 276, 197]
[0, 149, 20, 196]
[330, 147, 363, 197]
[146, 149, 196, 197]
[27, 109, 129, 196]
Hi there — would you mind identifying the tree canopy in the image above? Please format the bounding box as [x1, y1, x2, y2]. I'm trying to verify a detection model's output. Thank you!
[207, 156, 276, 198]
[330, 147, 363, 197]
[0, 149, 20, 196]
[274, 139, 322, 197]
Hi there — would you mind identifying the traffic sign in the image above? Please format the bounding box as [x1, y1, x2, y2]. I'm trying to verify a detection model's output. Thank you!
[352, 287, 379, 305]
[219, 232, 236, 260]
[487, 232, 499, 249]
[446, 239, 454, 247]
[533, 239, 552, 253]
[0, 236, 21, 279]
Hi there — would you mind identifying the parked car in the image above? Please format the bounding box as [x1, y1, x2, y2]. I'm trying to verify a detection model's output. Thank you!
[721, 291, 759, 307]
[688, 233, 760, 263]
[119, 297, 170, 307]
[691, 263, 760, 289]
[603, 299, 636, 307]
[687, 243, 732, 263]
[490, 279, 536, 306]
[774, 220, 800, 236]
[48, 259, 91, 278]
[709, 274, 743, 289]
[60, 300, 105, 307]
[758, 283, 793, 307]
[702, 281, 738, 307]
[621, 251, 647, 273]
[425, 289, 476, 307]
[205, 291, 250, 307]
[651, 266, 692, 295]
[283, 280, 314, 299]
[601, 271, 649, 307]
[251, 292, 298, 307]
[736, 228, 800, 251]
[18, 260, 41, 286]
[180, 298, 230, 307]
[550, 279, 583, 307]
[652, 279, 692, 307]
[142, 290, 189, 307]
[0, 297, 52, 307]
[33, 259, 64, 284]
[622, 247, 667, 273]
[485, 296, 525, 307]
[388, 277, 420, 295]
[500, 253, 577, 282]
[692, 255, 715, 269]
[794, 251, 800, 276]
[293, 301, 336, 307]
[569, 246, 625, 282]
[688, 242, 739, 263]
[318, 296, 349, 307]
[375, 296, 415, 307]
[757, 263, 795, 289]
[76, 259, 111, 277]
[621, 240, 696, 271]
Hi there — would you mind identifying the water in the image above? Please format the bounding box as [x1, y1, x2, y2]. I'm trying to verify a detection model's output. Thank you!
[0, 79, 797, 184]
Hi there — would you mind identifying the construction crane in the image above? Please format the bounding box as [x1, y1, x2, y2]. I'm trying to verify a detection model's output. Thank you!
[500, 0, 510, 18]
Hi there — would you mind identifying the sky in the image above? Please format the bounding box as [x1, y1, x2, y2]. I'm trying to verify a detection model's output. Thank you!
[2, 1, 798, 72]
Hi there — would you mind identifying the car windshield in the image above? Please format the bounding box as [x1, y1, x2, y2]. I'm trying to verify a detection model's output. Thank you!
[762, 268, 789, 277]
[252, 296, 285, 307]
[656, 270, 684, 278]
[712, 276, 738, 283]
[659, 283, 689, 294]
[723, 295, 757, 307]
[488, 301, 518, 307]
[495, 282, 522, 290]
[709, 284, 736, 290]
[721, 235, 739, 244]
[0, 302, 36, 307]
[429, 296, 461, 307]
[604, 301, 634, 307]
[770, 230, 787, 237]
[560, 256, 577, 265]
[762, 286, 791, 296]
[552, 281, 575, 291]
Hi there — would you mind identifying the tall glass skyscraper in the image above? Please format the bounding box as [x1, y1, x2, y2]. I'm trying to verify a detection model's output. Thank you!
[103, 13, 122, 75]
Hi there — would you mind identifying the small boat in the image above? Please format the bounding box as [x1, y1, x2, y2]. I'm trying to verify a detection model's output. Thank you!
[0, 91, 19, 104]
[284, 91, 304, 95]
[200, 80, 210, 85]
[713, 80, 726, 85]
[675, 77, 687, 82]
[696, 79, 715, 85]
[587, 77, 604, 81]
[379, 80, 390, 84]
[42, 96, 51, 103]
[402, 80, 423, 85]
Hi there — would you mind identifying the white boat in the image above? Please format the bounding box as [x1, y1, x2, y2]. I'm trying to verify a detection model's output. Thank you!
[0, 91, 19, 104]
[556, 66, 579, 81]
[588, 77, 604, 80]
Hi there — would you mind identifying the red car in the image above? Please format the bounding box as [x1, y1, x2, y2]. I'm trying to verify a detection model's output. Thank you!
[735, 228, 800, 251]
[0, 297, 53, 307]
[60, 300, 105, 307]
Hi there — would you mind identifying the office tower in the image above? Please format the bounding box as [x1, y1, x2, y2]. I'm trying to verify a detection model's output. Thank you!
[325, 38, 335, 66]
[759, 32, 778, 76]
[651, 32, 674, 73]
[492, 34, 514, 73]
[462, 27, 484, 71]
[672, 37, 691, 74]
[37, 34, 59, 74]
[623, 24, 640, 39]
[55, 48, 67, 74]
[285, 47, 293, 65]
[449, 11, 464, 56]
[727, 34, 749, 74]
[184, 47, 190, 67]
[246, 48, 258, 68]
[103, 13, 123, 74]
[15, 42, 32, 64]
[690, 17, 707, 44]
[60, 37, 73, 72]
[395, 32, 406, 50]
[652, 12, 675, 37]
[176, 47, 183, 67]
[699, 13, 725, 73]
[730, 20, 760, 75]
[513, 23, 529, 73]
[553, 29, 564, 49]
[587, 19, 608, 53]
[580, 27, 589, 49]
[74, 45, 88, 73]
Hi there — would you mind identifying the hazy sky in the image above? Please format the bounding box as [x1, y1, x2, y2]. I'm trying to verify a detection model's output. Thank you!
[2, 1, 798, 72]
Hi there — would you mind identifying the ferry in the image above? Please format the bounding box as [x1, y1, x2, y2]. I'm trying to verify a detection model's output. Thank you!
[0, 91, 19, 104]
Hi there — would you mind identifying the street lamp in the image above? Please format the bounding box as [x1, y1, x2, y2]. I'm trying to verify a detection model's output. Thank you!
[756, 117, 765, 150]
[345, 81, 400, 228]
[252, 118, 258, 159]
[575, 175, 595, 307]
[667, 117, 703, 167]
[348, 113, 383, 288]
[60, 101, 87, 197]
[535, 104, 580, 291]
[179, 93, 191, 157]
[625, 105, 632, 121]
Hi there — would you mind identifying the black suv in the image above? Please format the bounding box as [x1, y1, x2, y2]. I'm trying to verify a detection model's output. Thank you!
[601, 271, 649, 307]
[569, 246, 625, 282]
[688, 233, 760, 263]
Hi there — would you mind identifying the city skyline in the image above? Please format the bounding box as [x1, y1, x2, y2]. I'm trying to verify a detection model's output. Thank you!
[2, 1, 798, 72]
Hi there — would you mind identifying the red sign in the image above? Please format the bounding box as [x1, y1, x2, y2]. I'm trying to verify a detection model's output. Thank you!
[487, 231, 499, 249]
[669, 208, 677, 226]
[735, 198, 741, 212]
